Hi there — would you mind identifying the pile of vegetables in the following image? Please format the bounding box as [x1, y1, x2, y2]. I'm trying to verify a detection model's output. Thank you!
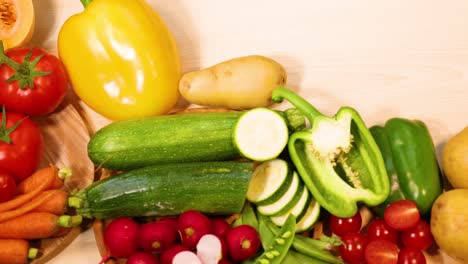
[0, 166, 82, 264]
[101, 210, 262, 264]
[0, 5, 78, 262]
[2, 0, 467, 263]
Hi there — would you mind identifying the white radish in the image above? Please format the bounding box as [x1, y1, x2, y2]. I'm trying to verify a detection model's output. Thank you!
[196, 234, 223, 264]
[172, 251, 202, 264]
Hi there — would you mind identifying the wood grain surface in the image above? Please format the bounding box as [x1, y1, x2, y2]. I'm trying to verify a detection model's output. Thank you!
[27, 0, 467, 263]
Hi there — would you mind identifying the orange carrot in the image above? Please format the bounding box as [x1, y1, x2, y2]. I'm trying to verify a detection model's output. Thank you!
[0, 190, 59, 223]
[0, 239, 38, 264]
[16, 166, 72, 194]
[0, 166, 56, 212]
[0, 212, 82, 240]
[32, 189, 69, 215]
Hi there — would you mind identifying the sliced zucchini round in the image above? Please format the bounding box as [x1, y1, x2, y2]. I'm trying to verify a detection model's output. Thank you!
[233, 108, 289, 161]
[270, 185, 311, 226]
[247, 159, 293, 205]
[257, 172, 302, 216]
[295, 199, 321, 233]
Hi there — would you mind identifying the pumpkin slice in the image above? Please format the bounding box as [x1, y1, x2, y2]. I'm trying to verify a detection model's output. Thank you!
[0, 0, 35, 49]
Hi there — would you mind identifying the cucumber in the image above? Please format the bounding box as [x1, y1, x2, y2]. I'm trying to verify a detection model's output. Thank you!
[270, 185, 311, 226]
[233, 108, 289, 161]
[246, 159, 293, 205]
[88, 111, 242, 170]
[256, 172, 303, 216]
[295, 199, 321, 233]
[72, 161, 254, 219]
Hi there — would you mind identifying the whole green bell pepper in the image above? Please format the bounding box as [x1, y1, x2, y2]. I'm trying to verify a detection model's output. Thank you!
[370, 118, 442, 216]
[272, 87, 389, 218]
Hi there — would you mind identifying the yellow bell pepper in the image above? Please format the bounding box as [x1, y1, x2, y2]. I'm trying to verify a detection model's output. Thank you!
[58, 0, 181, 120]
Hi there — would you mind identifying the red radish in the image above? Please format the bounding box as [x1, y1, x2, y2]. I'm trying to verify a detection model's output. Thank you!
[126, 251, 159, 264]
[103, 218, 140, 258]
[172, 251, 202, 264]
[197, 234, 224, 264]
[158, 217, 179, 230]
[211, 218, 231, 238]
[178, 210, 213, 249]
[160, 244, 189, 264]
[225, 225, 261, 261]
[138, 221, 178, 253]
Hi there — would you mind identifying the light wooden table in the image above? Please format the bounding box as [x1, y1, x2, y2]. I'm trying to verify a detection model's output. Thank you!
[30, 0, 467, 263]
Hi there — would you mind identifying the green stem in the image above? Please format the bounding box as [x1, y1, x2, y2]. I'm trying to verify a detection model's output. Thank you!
[0, 41, 19, 70]
[272, 87, 323, 125]
[68, 197, 84, 209]
[28, 248, 39, 260]
[58, 167, 73, 179]
[80, 0, 93, 8]
[57, 215, 73, 227]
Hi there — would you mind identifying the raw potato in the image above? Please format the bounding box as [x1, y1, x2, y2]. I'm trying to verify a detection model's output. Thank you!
[179, 55, 287, 110]
[442, 126, 468, 188]
[431, 189, 468, 262]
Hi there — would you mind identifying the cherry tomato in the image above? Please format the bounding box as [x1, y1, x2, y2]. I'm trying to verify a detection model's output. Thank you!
[0, 110, 43, 183]
[365, 239, 399, 264]
[366, 219, 399, 244]
[384, 200, 420, 231]
[0, 170, 16, 202]
[329, 211, 362, 237]
[338, 232, 368, 264]
[401, 220, 433, 251]
[0, 47, 68, 116]
[397, 247, 427, 264]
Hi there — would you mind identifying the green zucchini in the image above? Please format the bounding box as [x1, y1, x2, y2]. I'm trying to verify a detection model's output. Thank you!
[72, 161, 254, 219]
[88, 112, 242, 170]
[256, 172, 303, 216]
[88, 109, 305, 171]
[233, 108, 289, 161]
[247, 159, 293, 205]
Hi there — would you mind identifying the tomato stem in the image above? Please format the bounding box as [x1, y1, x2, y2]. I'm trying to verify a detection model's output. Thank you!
[0, 106, 23, 145]
[6, 48, 51, 90]
[0, 41, 20, 70]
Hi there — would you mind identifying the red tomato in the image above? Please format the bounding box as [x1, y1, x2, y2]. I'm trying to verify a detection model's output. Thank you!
[397, 247, 427, 264]
[329, 211, 362, 237]
[401, 220, 433, 251]
[0, 110, 43, 183]
[384, 200, 420, 231]
[0, 47, 68, 116]
[0, 170, 16, 202]
[365, 239, 399, 264]
[366, 219, 399, 244]
[338, 232, 368, 264]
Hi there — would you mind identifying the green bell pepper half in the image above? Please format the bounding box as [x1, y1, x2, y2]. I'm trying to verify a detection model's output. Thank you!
[271, 87, 389, 218]
[370, 118, 442, 216]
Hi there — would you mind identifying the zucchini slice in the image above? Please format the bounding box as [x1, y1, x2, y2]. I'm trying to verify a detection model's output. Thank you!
[257, 172, 302, 216]
[295, 199, 321, 233]
[233, 107, 289, 161]
[247, 159, 293, 205]
[270, 185, 311, 226]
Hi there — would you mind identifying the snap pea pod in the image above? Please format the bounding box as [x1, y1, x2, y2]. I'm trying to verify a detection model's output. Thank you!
[288, 250, 330, 264]
[265, 221, 343, 264]
[259, 221, 276, 250]
[254, 215, 295, 264]
[242, 203, 259, 231]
